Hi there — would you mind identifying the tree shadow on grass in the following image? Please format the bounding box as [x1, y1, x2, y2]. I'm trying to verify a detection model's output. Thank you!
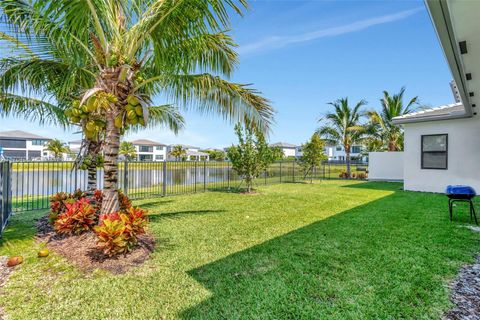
[179, 188, 479, 319]
[134, 199, 176, 210]
[342, 181, 404, 191]
[148, 210, 226, 222]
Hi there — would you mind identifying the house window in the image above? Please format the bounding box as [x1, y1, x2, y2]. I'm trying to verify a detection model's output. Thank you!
[351, 146, 361, 154]
[32, 139, 45, 145]
[336, 146, 342, 151]
[155, 146, 164, 151]
[139, 146, 152, 152]
[421, 134, 448, 169]
[155, 155, 164, 160]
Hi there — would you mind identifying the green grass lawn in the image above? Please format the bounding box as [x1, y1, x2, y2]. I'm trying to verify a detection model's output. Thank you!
[1, 180, 478, 319]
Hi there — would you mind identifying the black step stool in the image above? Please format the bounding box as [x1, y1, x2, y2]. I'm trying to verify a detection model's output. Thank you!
[446, 185, 478, 225]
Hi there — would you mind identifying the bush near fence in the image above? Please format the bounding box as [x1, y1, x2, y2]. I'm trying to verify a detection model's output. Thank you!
[7, 160, 368, 213]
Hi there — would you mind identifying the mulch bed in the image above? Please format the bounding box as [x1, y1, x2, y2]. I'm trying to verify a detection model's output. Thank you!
[444, 256, 480, 320]
[35, 216, 155, 274]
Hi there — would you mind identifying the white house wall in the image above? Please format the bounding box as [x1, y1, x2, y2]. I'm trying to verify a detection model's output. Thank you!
[403, 117, 480, 193]
[368, 152, 404, 181]
[281, 148, 296, 158]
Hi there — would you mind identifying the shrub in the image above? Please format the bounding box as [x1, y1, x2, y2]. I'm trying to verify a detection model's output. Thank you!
[94, 207, 148, 257]
[339, 172, 350, 179]
[356, 172, 367, 180]
[54, 198, 97, 235]
[49, 189, 86, 223]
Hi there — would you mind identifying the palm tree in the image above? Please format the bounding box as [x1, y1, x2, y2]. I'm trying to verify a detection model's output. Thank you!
[1, 0, 273, 214]
[45, 139, 70, 160]
[170, 145, 187, 161]
[2, 32, 184, 199]
[367, 87, 418, 151]
[119, 142, 137, 161]
[317, 98, 367, 177]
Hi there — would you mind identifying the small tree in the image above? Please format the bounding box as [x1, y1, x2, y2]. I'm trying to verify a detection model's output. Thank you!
[204, 149, 226, 161]
[299, 133, 326, 182]
[119, 142, 137, 161]
[170, 145, 187, 161]
[45, 139, 70, 160]
[270, 146, 285, 161]
[227, 124, 273, 193]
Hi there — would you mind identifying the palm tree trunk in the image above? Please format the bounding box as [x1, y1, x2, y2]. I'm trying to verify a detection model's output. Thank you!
[85, 139, 101, 196]
[102, 110, 120, 214]
[346, 151, 351, 178]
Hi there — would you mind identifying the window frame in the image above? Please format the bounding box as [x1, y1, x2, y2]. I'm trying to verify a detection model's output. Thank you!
[421, 134, 448, 170]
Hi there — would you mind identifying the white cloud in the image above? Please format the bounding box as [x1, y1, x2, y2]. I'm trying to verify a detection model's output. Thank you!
[238, 7, 423, 55]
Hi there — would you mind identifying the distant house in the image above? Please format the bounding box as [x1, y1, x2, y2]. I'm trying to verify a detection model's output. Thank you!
[167, 144, 209, 161]
[0, 130, 50, 160]
[65, 140, 83, 160]
[130, 139, 167, 161]
[324, 144, 364, 161]
[270, 142, 297, 158]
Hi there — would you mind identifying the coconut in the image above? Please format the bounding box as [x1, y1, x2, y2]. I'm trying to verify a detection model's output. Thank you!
[38, 249, 49, 258]
[127, 110, 137, 120]
[6, 256, 23, 267]
[114, 116, 123, 128]
[127, 95, 140, 106]
[135, 105, 143, 116]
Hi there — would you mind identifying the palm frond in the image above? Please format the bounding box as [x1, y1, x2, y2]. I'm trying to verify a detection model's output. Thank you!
[161, 73, 274, 133]
[0, 92, 69, 127]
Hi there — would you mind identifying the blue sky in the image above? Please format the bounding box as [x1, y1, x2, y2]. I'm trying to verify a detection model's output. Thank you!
[0, 0, 454, 148]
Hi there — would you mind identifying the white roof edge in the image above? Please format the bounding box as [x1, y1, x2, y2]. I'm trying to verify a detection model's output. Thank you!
[392, 103, 468, 124]
[424, 0, 473, 117]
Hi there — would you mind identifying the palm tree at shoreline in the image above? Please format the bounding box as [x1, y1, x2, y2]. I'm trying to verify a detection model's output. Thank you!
[170, 145, 187, 161]
[1, 0, 274, 214]
[119, 141, 137, 161]
[317, 98, 367, 177]
[45, 139, 70, 160]
[367, 87, 418, 151]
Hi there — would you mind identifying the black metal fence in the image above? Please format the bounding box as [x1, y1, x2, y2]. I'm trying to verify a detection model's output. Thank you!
[9, 160, 368, 213]
[0, 161, 13, 236]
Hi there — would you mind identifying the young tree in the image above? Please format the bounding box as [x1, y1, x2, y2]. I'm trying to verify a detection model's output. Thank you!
[227, 123, 273, 193]
[317, 98, 367, 177]
[1, 0, 274, 214]
[299, 133, 326, 182]
[270, 146, 285, 161]
[119, 142, 137, 161]
[45, 139, 70, 160]
[367, 87, 418, 151]
[204, 149, 226, 161]
[170, 145, 187, 161]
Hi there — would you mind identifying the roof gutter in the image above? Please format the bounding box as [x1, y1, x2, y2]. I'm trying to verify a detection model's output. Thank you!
[392, 110, 470, 125]
[424, 0, 473, 117]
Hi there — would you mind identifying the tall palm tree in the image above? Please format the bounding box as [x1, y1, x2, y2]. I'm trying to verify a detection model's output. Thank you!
[1, 0, 273, 213]
[317, 98, 367, 177]
[119, 141, 137, 161]
[45, 139, 70, 160]
[170, 145, 187, 161]
[1, 26, 185, 197]
[367, 87, 418, 151]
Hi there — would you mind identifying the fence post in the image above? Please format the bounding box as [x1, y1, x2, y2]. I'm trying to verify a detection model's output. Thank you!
[1, 161, 12, 237]
[279, 161, 282, 183]
[123, 161, 129, 196]
[264, 167, 267, 185]
[162, 161, 167, 196]
[194, 161, 197, 192]
[292, 161, 295, 182]
[227, 162, 230, 189]
[203, 161, 207, 191]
